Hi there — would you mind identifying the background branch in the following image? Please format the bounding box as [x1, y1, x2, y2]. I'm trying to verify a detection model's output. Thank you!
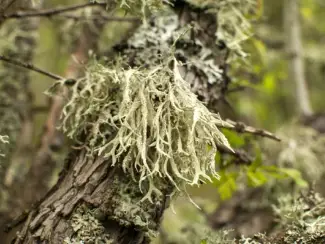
[0, 55, 64, 80]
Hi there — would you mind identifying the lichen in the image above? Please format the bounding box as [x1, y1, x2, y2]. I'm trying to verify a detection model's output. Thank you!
[64, 204, 113, 244]
[105, 173, 171, 237]
[48, 56, 233, 201]
[122, 11, 223, 85]
[0, 135, 9, 158]
[92, 0, 166, 18]
[263, 123, 325, 183]
[185, 0, 256, 60]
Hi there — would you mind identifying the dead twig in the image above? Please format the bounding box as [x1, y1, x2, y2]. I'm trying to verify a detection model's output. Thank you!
[0, 55, 64, 80]
[0, 2, 106, 20]
[217, 119, 281, 141]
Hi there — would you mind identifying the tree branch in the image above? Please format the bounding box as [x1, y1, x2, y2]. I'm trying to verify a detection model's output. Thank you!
[0, 55, 64, 80]
[217, 119, 281, 141]
[57, 14, 140, 23]
[0, 2, 106, 20]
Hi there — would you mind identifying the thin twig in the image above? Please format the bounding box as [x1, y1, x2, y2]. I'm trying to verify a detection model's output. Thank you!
[0, 2, 106, 19]
[217, 144, 253, 164]
[58, 14, 140, 23]
[217, 119, 281, 141]
[0, 55, 64, 80]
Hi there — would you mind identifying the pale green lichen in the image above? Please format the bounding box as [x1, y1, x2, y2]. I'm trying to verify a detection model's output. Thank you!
[123, 11, 223, 85]
[64, 205, 113, 244]
[107, 174, 170, 237]
[263, 123, 325, 183]
[186, 0, 256, 59]
[0, 135, 9, 158]
[48, 57, 232, 201]
[92, 0, 167, 18]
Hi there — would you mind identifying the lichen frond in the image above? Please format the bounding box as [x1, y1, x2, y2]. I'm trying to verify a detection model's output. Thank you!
[0, 135, 9, 158]
[51, 57, 232, 200]
[93, 0, 167, 19]
[186, 0, 256, 59]
[64, 204, 112, 243]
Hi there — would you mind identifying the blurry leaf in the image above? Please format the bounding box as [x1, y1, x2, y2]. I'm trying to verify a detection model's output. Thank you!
[249, 144, 262, 171]
[200, 239, 207, 244]
[251, 38, 266, 65]
[278, 168, 309, 188]
[261, 72, 275, 95]
[301, 7, 312, 21]
[214, 171, 239, 200]
[247, 170, 268, 187]
[215, 152, 221, 165]
[221, 129, 245, 147]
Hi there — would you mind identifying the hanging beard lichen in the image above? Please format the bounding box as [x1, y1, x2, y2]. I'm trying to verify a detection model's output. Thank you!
[48, 58, 232, 201]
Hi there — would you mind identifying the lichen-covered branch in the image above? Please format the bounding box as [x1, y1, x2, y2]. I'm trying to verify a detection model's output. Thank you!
[3, 1, 259, 243]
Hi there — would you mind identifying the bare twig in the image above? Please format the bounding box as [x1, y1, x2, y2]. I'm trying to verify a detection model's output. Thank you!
[58, 14, 140, 23]
[217, 144, 253, 165]
[0, 55, 64, 80]
[217, 119, 281, 141]
[0, 2, 106, 19]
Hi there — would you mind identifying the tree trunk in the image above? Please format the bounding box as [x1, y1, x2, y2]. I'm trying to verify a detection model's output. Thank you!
[4, 149, 173, 243]
[284, 0, 313, 116]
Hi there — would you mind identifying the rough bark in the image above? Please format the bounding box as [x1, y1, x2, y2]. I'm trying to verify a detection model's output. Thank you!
[4, 149, 173, 244]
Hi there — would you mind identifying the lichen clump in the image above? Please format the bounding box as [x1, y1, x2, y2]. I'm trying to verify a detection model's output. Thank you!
[51, 58, 232, 200]
[93, 0, 166, 18]
[64, 205, 112, 244]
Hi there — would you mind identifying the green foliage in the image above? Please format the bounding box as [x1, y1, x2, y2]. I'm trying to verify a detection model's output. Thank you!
[213, 170, 238, 200]
[212, 136, 307, 200]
